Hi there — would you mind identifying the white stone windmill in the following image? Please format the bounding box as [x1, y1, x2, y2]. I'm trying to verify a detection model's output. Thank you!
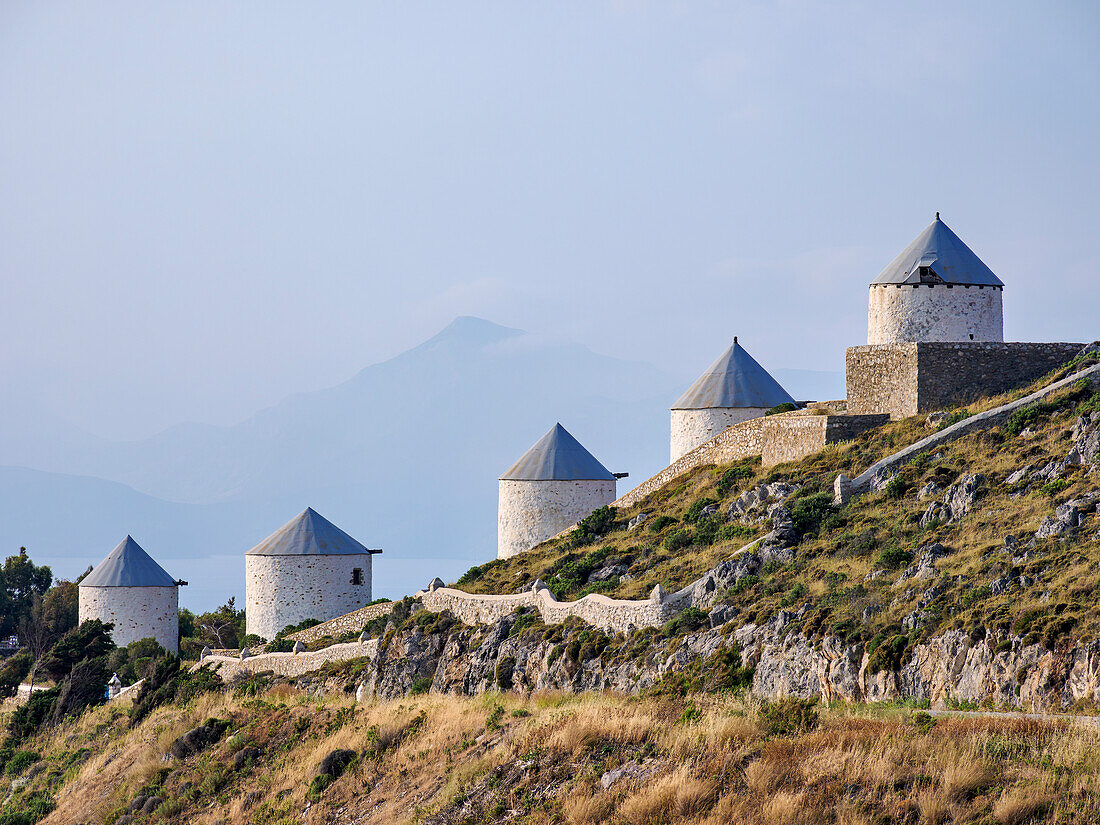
[244, 508, 381, 642]
[867, 214, 1004, 344]
[670, 338, 796, 462]
[498, 423, 624, 560]
[78, 536, 183, 654]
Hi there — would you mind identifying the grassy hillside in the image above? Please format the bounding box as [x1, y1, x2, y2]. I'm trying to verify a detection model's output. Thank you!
[4, 683, 1098, 825]
[456, 356, 1100, 661]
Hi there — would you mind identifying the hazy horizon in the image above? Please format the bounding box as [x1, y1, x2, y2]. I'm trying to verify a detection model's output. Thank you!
[3, 1, 1097, 444]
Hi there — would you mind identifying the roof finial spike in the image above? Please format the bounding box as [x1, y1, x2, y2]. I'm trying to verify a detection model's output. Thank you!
[935, 211, 940, 221]
[733, 336, 737, 344]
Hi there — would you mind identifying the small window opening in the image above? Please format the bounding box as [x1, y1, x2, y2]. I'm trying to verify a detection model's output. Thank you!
[351, 568, 364, 586]
[969, 334, 974, 340]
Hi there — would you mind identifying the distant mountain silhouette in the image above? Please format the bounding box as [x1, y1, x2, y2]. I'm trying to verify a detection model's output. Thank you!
[0, 318, 679, 608]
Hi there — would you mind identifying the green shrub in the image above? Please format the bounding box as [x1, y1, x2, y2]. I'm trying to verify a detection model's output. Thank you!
[883, 475, 910, 500]
[684, 497, 717, 524]
[1004, 400, 1057, 437]
[0, 790, 54, 825]
[409, 677, 432, 695]
[693, 517, 721, 546]
[648, 515, 678, 533]
[937, 410, 971, 430]
[766, 403, 798, 416]
[760, 698, 818, 736]
[716, 465, 754, 497]
[876, 547, 912, 570]
[868, 633, 910, 674]
[1039, 479, 1069, 498]
[663, 529, 693, 552]
[4, 750, 39, 777]
[570, 506, 618, 548]
[788, 492, 835, 538]
[494, 657, 515, 690]
[661, 607, 709, 638]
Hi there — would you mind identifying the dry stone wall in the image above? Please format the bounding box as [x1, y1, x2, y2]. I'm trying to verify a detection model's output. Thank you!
[760, 413, 889, 468]
[78, 585, 179, 654]
[418, 585, 667, 634]
[847, 342, 1085, 419]
[851, 360, 1100, 493]
[287, 601, 395, 643]
[197, 639, 380, 682]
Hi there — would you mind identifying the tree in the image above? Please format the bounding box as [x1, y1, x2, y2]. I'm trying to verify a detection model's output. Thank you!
[17, 594, 51, 694]
[41, 580, 79, 642]
[0, 650, 32, 700]
[195, 598, 246, 649]
[0, 548, 53, 636]
[38, 620, 115, 682]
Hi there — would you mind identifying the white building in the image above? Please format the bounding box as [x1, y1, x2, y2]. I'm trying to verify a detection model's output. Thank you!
[244, 507, 380, 642]
[78, 536, 182, 654]
[868, 213, 1004, 344]
[498, 423, 621, 560]
[670, 338, 796, 462]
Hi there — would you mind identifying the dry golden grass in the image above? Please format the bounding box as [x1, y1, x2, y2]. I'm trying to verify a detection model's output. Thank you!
[9, 671, 1098, 825]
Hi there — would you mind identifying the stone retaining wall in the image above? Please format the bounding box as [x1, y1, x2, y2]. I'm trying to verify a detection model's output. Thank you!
[287, 601, 395, 643]
[617, 407, 886, 508]
[615, 416, 767, 508]
[847, 342, 1085, 419]
[417, 584, 667, 634]
[760, 413, 889, 468]
[852, 360, 1100, 493]
[196, 639, 380, 681]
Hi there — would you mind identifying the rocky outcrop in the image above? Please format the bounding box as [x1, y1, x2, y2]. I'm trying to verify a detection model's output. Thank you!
[331, 605, 1100, 711]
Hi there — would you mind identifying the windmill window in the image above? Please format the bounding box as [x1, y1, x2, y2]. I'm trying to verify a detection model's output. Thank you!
[351, 568, 364, 586]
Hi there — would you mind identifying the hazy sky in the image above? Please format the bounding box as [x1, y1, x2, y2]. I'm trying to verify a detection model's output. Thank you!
[2, 1, 1097, 440]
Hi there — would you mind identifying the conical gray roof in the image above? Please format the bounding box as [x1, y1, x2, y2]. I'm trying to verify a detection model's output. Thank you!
[672, 340, 796, 410]
[246, 507, 370, 556]
[81, 536, 178, 588]
[500, 423, 615, 481]
[872, 215, 1003, 286]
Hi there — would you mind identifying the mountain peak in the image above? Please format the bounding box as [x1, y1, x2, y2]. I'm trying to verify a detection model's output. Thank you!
[418, 317, 525, 350]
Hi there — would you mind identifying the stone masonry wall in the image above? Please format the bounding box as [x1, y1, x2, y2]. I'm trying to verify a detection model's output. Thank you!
[616, 417, 766, 508]
[670, 407, 767, 463]
[498, 479, 616, 559]
[847, 342, 1085, 419]
[79, 585, 179, 654]
[418, 585, 667, 635]
[199, 639, 381, 682]
[760, 413, 889, 468]
[287, 600, 395, 644]
[246, 553, 374, 641]
[867, 283, 1003, 344]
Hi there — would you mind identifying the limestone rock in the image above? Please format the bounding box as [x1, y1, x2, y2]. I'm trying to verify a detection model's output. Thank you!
[943, 473, 985, 522]
[833, 474, 851, 506]
[916, 481, 942, 501]
[587, 564, 628, 584]
[925, 411, 949, 430]
[627, 513, 649, 531]
[1004, 466, 1031, 487]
